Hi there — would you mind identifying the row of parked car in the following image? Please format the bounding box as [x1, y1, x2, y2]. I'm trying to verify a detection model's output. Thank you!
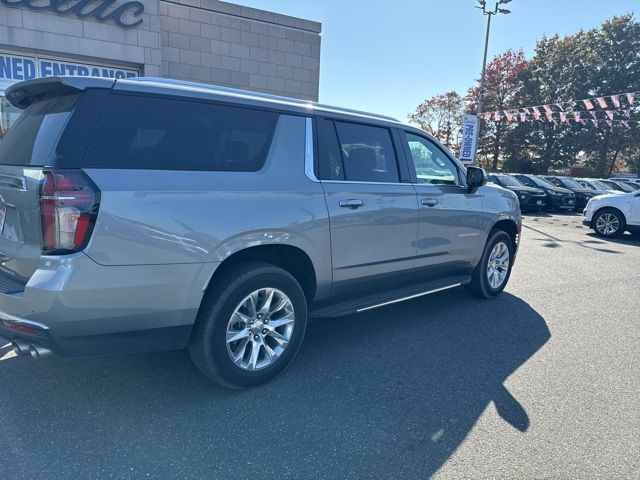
[487, 173, 640, 213]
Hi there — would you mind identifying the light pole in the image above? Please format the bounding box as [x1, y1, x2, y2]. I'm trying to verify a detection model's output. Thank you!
[473, 0, 511, 165]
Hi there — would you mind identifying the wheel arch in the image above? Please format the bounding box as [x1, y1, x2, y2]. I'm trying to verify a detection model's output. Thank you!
[490, 219, 520, 250]
[203, 244, 318, 304]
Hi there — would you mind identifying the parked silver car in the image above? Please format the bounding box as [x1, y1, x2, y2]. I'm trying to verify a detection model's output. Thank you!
[0, 77, 521, 388]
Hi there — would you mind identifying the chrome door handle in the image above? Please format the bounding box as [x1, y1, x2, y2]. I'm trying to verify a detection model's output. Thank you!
[421, 198, 438, 207]
[339, 199, 364, 209]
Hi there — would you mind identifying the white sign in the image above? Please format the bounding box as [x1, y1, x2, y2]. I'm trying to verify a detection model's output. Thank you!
[0, 52, 138, 90]
[459, 114, 479, 165]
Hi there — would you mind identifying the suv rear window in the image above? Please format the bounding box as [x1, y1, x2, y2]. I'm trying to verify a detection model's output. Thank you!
[84, 95, 278, 171]
[0, 94, 78, 166]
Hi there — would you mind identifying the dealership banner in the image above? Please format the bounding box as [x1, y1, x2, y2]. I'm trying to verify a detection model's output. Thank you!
[481, 89, 639, 128]
[0, 52, 138, 88]
[459, 114, 479, 165]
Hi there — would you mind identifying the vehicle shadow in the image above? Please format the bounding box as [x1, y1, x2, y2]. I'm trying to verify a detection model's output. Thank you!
[0, 290, 550, 479]
[584, 231, 640, 247]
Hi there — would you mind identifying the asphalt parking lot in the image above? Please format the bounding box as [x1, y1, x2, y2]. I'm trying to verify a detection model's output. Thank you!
[1, 212, 638, 479]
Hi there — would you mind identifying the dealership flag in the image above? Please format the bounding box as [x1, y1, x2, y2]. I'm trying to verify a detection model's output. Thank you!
[621, 120, 630, 128]
[596, 97, 608, 108]
[543, 105, 553, 114]
[605, 110, 614, 120]
[574, 112, 581, 122]
[606, 119, 613, 127]
[590, 111, 598, 120]
[611, 95, 621, 108]
[559, 112, 567, 123]
[483, 112, 491, 121]
[532, 107, 541, 120]
[583, 99, 594, 110]
[592, 119, 598, 127]
[546, 112, 554, 122]
[627, 92, 635, 105]
[519, 112, 527, 121]
[493, 112, 501, 121]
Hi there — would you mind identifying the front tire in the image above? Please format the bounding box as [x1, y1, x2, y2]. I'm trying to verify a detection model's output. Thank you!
[593, 208, 626, 238]
[189, 262, 307, 389]
[466, 230, 514, 299]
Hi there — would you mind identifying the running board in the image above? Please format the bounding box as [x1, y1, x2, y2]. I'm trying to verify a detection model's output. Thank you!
[309, 275, 471, 318]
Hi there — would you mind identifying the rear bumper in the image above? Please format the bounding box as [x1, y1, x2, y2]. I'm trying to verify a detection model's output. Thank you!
[0, 253, 216, 356]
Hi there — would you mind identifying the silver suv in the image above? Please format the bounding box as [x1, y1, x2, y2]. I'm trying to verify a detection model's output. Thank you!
[0, 77, 521, 388]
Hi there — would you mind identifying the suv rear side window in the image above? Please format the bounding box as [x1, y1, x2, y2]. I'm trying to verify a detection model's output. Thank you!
[0, 94, 78, 166]
[85, 95, 278, 171]
[334, 121, 399, 183]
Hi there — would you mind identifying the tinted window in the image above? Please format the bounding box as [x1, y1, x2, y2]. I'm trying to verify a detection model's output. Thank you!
[0, 94, 78, 166]
[515, 175, 535, 187]
[403, 132, 460, 185]
[316, 118, 344, 180]
[334, 121, 399, 183]
[85, 95, 278, 171]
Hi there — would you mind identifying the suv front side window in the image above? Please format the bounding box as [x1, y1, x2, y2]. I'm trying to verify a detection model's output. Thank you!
[403, 132, 460, 186]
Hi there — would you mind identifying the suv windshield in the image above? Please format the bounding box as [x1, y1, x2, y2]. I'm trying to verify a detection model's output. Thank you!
[494, 175, 522, 187]
[0, 95, 78, 166]
[529, 176, 554, 188]
[560, 178, 582, 189]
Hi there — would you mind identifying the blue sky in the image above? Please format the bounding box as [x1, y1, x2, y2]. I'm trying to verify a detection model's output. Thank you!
[234, 1, 638, 121]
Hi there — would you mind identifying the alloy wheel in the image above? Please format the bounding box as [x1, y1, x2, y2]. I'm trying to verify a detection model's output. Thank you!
[595, 213, 620, 236]
[486, 241, 510, 289]
[226, 288, 295, 371]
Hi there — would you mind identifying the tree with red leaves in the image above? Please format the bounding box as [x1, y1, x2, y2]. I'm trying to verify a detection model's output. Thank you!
[467, 49, 528, 171]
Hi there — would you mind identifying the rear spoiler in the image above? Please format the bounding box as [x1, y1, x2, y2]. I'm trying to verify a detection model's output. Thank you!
[5, 76, 115, 109]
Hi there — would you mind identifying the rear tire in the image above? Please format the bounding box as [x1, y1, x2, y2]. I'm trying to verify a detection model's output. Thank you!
[592, 208, 626, 238]
[465, 230, 514, 299]
[189, 262, 307, 389]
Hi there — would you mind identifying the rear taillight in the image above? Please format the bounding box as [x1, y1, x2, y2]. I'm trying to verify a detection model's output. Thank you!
[39, 171, 100, 255]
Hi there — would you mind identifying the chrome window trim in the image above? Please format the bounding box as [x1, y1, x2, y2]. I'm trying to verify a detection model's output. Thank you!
[304, 117, 319, 182]
[321, 180, 414, 187]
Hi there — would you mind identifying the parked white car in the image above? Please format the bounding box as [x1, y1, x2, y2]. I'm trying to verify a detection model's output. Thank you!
[583, 192, 640, 237]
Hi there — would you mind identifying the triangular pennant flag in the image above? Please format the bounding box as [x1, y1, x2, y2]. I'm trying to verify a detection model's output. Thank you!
[523, 108, 531, 115]
[592, 119, 598, 127]
[597, 97, 608, 108]
[493, 112, 501, 121]
[532, 107, 541, 120]
[555, 103, 565, 111]
[606, 119, 613, 127]
[583, 99, 594, 110]
[543, 105, 553, 114]
[505, 111, 514, 122]
[627, 92, 635, 105]
[621, 120, 630, 129]
[546, 112, 554, 122]
[623, 109, 631, 118]
[559, 112, 567, 123]
[483, 112, 492, 121]
[574, 112, 581, 122]
[606, 110, 614, 120]
[519, 113, 526, 122]
[611, 95, 621, 108]
[580, 119, 588, 126]
[590, 111, 598, 120]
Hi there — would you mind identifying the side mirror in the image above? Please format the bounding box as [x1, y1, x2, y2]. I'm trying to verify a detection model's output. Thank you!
[466, 166, 488, 192]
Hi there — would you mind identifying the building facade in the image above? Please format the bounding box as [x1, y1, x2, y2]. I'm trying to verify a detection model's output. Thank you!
[0, 0, 321, 136]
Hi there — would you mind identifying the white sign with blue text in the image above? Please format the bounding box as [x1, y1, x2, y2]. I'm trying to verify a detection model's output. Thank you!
[459, 114, 479, 165]
[0, 52, 138, 90]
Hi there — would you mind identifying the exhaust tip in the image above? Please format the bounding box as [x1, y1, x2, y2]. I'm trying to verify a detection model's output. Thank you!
[28, 344, 53, 359]
[11, 340, 31, 356]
